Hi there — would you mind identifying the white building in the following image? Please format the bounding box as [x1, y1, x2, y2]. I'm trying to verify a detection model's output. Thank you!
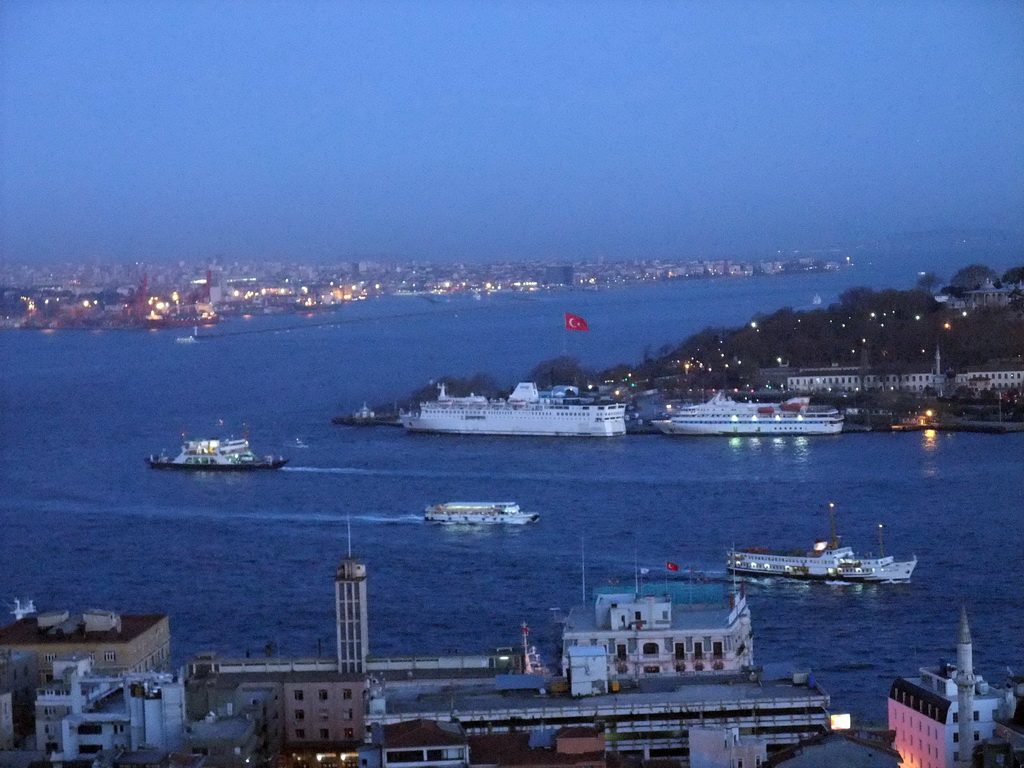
[887, 609, 1015, 768]
[561, 583, 753, 681]
[953, 364, 1024, 393]
[35, 654, 185, 760]
[785, 350, 947, 395]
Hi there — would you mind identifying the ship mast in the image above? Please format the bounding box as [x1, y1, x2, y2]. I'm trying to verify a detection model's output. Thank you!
[878, 524, 885, 557]
[828, 502, 839, 549]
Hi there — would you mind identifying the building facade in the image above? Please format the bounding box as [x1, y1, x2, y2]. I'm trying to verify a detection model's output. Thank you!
[561, 584, 753, 681]
[34, 655, 185, 760]
[888, 610, 1013, 768]
[0, 650, 37, 748]
[0, 610, 170, 684]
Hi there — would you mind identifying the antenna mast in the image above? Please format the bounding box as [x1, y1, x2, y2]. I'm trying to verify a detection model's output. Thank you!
[581, 537, 586, 603]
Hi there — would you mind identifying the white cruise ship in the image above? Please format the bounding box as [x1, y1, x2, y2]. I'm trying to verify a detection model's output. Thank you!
[657, 392, 843, 436]
[401, 382, 626, 437]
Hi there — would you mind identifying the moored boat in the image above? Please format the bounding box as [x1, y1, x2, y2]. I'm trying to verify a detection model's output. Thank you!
[658, 392, 843, 436]
[147, 437, 288, 471]
[401, 382, 626, 437]
[424, 501, 538, 525]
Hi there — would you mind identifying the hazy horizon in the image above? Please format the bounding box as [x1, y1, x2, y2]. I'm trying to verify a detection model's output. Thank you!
[2, 1, 1022, 265]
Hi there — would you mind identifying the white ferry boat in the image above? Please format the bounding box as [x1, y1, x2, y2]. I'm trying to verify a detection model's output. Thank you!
[727, 507, 916, 583]
[657, 392, 843, 436]
[401, 382, 626, 437]
[147, 437, 288, 471]
[424, 502, 538, 525]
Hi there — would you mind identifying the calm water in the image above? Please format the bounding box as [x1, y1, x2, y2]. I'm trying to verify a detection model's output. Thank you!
[2, 266, 1022, 723]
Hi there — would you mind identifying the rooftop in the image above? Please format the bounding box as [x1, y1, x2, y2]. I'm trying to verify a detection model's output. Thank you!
[380, 671, 826, 719]
[0, 614, 167, 646]
[382, 718, 466, 748]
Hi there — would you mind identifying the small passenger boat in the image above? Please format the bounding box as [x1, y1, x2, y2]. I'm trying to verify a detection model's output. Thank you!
[424, 501, 538, 525]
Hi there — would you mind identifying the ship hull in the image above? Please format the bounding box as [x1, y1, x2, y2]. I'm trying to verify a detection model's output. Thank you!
[727, 564, 914, 583]
[402, 413, 625, 437]
[424, 513, 538, 525]
[147, 458, 289, 471]
[659, 419, 842, 436]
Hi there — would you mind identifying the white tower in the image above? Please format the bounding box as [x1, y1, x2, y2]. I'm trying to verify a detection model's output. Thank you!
[335, 557, 368, 673]
[955, 605, 976, 767]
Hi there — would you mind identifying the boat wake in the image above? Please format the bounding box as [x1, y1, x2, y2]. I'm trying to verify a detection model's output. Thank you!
[281, 465, 702, 486]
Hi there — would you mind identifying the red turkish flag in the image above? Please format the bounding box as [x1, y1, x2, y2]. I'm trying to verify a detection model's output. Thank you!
[666, 561, 680, 572]
[564, 313, 589, 331]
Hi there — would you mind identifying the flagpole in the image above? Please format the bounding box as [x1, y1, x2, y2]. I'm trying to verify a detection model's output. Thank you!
[634, 548, 639, 597]
[581, 536, 586, 604]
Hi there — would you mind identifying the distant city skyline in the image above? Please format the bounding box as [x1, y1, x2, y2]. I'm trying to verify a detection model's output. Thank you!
[2, 1, 1022, 264]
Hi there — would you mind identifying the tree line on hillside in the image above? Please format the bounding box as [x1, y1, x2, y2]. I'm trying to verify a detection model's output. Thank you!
[397, 263, 1024, 405]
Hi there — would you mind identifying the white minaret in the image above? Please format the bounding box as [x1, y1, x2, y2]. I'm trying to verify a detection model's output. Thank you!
[955, 605, 976, 767]
[335, 556, 368, 673]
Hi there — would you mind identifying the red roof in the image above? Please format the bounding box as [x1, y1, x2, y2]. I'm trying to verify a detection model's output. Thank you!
[0, 615, 167, 645]
[383, 719, 466, 749]
[467, 733, 605, 768]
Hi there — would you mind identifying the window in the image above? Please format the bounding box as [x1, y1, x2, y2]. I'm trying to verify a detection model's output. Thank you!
[294, 690, 304, 701]
[78, 723, 103, 735]
[44, 653, 56, 662]
[343, 689, 353, 700]
[954, 713, 959, 723]
[320, 728, 329, 739]
[318, 689, 328, 701]
[345, 728, 354, 739]
[295, 729, 305, 739]
[974, 711, 980, 721]
[387, 750, 425, 763]
[104, 651, 116, 662]
[693, 642, 703, 659]
[295, 709, 305, 721]
[426, 749, 463, 760]
[642, 642, 659, 656]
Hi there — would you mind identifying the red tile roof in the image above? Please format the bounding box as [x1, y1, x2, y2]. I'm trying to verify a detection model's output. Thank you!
[467, 733, 605, 768]
[0, 615, 167, 645]
[383, 719, 466, 749]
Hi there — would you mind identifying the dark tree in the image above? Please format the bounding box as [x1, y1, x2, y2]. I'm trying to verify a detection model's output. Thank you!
[527, 356, 593, 388]
[1002, 265, 1024, 284]
[916, 273, 942, 293]
[949, 264, 997, 289]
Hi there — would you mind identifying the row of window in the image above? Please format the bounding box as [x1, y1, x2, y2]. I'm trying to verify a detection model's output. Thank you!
[294, 727, 355, 740]
[43, 651, 116, 662]
[293, 688, 354, 701]
[292, 708, 355, 721]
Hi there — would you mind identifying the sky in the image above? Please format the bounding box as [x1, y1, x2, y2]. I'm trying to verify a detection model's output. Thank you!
[1, 1, 1022, 264]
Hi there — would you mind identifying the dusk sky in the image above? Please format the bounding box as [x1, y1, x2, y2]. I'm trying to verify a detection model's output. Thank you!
[2, 1, 1022, 264]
